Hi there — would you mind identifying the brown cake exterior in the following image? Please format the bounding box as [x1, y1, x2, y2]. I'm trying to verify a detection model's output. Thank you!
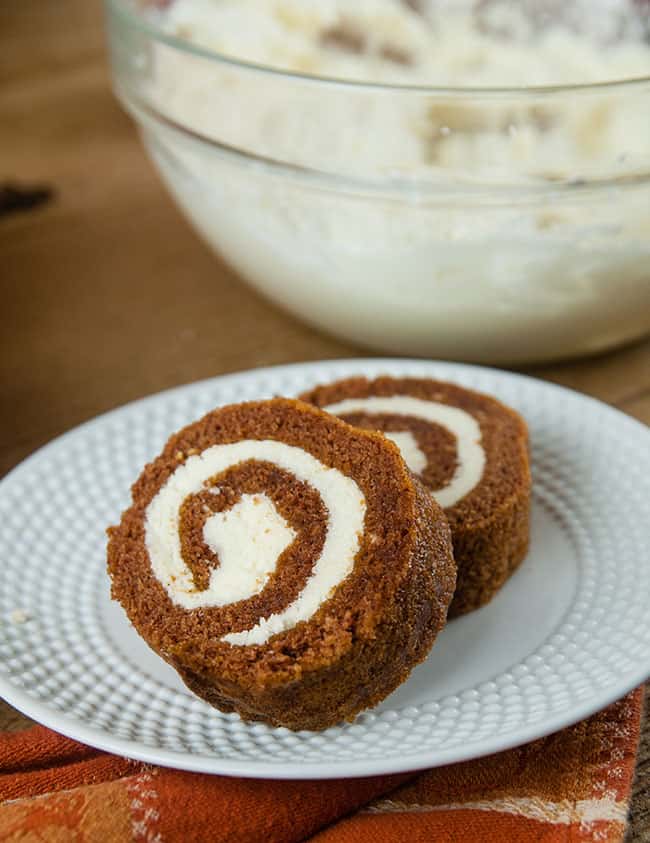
[107, 398, 455, 731]
[300, 378, 531, 617]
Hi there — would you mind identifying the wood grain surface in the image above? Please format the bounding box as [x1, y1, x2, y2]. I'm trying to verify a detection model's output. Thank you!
[1, 1, 648, 838]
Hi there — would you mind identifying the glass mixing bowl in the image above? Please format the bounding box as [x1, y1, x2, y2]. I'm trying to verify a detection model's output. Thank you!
[106, 0, 650, 363]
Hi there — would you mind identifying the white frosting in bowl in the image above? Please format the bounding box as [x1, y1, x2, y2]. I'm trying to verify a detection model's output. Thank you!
[128, 0, 650, 362]
[159, 0, 650, 88]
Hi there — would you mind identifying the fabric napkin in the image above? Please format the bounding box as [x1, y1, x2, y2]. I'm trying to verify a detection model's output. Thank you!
[0, 687, 643, 843]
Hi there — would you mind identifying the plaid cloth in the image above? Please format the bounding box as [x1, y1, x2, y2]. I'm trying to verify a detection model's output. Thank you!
[0, 687, 643, 842]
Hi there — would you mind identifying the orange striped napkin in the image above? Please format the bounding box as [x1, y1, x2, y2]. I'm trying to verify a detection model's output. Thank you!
[0, 688, 643, 843]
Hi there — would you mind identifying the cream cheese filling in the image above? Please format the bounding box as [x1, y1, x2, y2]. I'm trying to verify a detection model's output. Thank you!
[202, 492, 297, 606]
[145, 439, 366, 646]
[384, 430, 428, 476]
[324, 395, 485, 508]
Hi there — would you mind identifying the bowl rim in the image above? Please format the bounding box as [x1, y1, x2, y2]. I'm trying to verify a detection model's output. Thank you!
[107, 0, 650, 96]
[123, 85, 650, 200]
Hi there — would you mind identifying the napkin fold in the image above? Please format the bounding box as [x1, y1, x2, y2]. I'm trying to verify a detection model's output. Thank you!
[0, 687, 643, 843]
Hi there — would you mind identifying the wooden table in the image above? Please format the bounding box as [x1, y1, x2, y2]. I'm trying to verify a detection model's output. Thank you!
[2, 2, 648, 838]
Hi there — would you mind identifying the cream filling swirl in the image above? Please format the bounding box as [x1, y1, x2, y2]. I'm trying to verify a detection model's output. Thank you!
[324, 395, 485, 508]
[145, 440, 366, 646]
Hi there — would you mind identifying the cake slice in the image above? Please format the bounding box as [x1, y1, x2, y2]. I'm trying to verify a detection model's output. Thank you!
[107, 398, 455, 730]
[300, 377, 530, 617]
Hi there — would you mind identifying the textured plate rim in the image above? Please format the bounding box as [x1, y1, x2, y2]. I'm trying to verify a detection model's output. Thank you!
[1, 358, 649, 779]
[0, 666, 645, 779]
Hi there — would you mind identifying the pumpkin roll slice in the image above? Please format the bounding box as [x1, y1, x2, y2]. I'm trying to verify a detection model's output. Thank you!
[300, 378, 530, 617]
[107, 398, 455, 731]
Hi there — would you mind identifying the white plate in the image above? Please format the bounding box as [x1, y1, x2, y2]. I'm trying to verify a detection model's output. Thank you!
[1, 359, 649, 779]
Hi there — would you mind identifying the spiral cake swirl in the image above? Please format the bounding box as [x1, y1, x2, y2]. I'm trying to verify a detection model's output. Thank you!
[108, 398, 456, 730]
[301, 378, 531, 617]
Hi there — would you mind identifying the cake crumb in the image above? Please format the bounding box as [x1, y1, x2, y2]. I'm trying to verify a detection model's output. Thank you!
[320, 23, 365, 54]
[379, 44, 412, 65]
[10, 609, 29, 625]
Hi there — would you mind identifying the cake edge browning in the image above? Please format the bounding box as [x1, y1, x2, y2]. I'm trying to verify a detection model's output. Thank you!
[299, 376, 532, 618]
[173, 474, 455, 731]
[444, 395, 530, 618]
[448, 486, 530, 617]
[107, 398, 456, 731]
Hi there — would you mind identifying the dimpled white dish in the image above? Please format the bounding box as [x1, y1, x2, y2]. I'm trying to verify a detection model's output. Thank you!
[0, 359, 649, 779]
